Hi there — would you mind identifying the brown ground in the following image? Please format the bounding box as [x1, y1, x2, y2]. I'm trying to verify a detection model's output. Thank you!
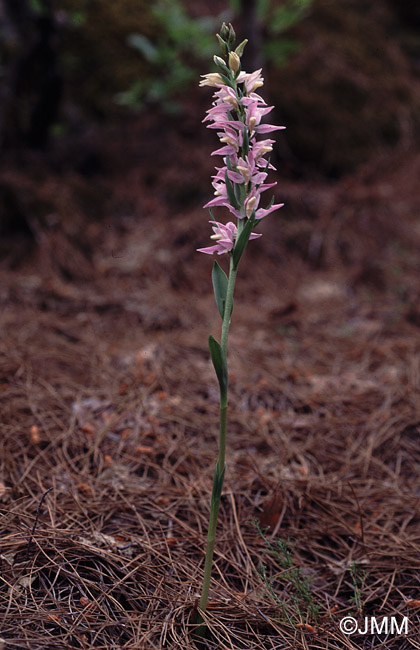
[1, 110, 420, 649]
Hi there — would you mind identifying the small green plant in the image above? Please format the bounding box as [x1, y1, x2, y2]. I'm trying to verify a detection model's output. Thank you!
[349, 562, 367, 616]
[256, 523, 320, 626]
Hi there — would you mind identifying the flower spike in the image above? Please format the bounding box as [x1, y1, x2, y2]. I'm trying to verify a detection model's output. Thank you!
[198, 32, 284, 255]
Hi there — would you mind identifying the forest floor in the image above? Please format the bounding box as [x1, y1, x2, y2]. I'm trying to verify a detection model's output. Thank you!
[1, 110, 420, 649]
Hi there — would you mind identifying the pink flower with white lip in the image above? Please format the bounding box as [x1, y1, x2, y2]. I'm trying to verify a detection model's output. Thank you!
[216, 124, 242, 153]
[199, 72, 224, 88]
[223, 191, 284, 220]
[236, 152, 267, 185]
[242, 98, 273, 130]
[203, 173, 230, 208]
[237, 69, 264, 94]
[206, 99, 283, 148]
[197, 221, 261, 255]
[214, 85, 239, 107]
[203, 103, 232, 126]
[252, 138, 275, 160]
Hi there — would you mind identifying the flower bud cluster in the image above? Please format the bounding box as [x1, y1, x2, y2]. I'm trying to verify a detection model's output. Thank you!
[198, 24, 284, 256]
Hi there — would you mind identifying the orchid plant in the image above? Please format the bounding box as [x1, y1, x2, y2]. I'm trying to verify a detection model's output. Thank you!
[196, 23, 284, 631]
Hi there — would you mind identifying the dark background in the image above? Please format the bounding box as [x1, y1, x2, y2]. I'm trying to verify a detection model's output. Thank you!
[1, 0, 419, 257]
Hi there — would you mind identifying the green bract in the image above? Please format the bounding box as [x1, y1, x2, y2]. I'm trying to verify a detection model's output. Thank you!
[208, 335, 228, 398]
[224, 170, 240, 210]
[212, 261, 229, 319]
[232, 213, 257, 269]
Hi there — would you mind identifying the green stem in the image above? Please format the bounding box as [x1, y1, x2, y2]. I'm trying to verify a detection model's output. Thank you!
[197, 255, 237, 632]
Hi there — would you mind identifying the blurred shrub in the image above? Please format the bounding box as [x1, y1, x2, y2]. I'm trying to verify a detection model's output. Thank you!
[0, 0, 314, 142]
[1, 0, 417, 179]
[117, 0, 313, 112]
[116, 0, 224, 112]
[231, 0, 313, 66]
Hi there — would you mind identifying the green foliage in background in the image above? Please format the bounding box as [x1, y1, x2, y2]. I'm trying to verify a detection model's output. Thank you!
[0, 0, 312, 126]
[230, 0, 313, 65]
[118, 0, 312, 112]
[116, 0, 226, 111]
[262, 0, 313, 65]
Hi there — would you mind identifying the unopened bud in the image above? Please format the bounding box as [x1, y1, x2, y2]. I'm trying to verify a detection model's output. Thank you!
[220, 22, 230, 41]
[235, 39, 248, 58]
[228, 51, 240, 73]
[216, 33, 228, 56]
[213, 55, 228, 72]
[227, 23, 236, 46]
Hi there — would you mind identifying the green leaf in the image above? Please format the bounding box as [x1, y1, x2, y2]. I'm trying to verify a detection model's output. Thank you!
[218, 72, 234, 88]
[212, 261, 228, 319]
[208, 335, 228, 397]
[127, 34, 159, 63]
[211, 460, 226, 509]
[232, 214, 256, 268]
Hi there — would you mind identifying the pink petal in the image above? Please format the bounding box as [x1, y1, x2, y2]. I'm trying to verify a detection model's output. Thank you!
[255, 203, 284, 220]
[227, 170, 245, 184]
[203, 196, 227, 208]
[211, 145, 236, 156]
[255, 124, 286, 134]
[258, 182, 277, 193]
[197, 245, 222, 255]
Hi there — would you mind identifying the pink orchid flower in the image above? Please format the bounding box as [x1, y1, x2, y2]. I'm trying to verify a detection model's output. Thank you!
[197, 221, 261, 255]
